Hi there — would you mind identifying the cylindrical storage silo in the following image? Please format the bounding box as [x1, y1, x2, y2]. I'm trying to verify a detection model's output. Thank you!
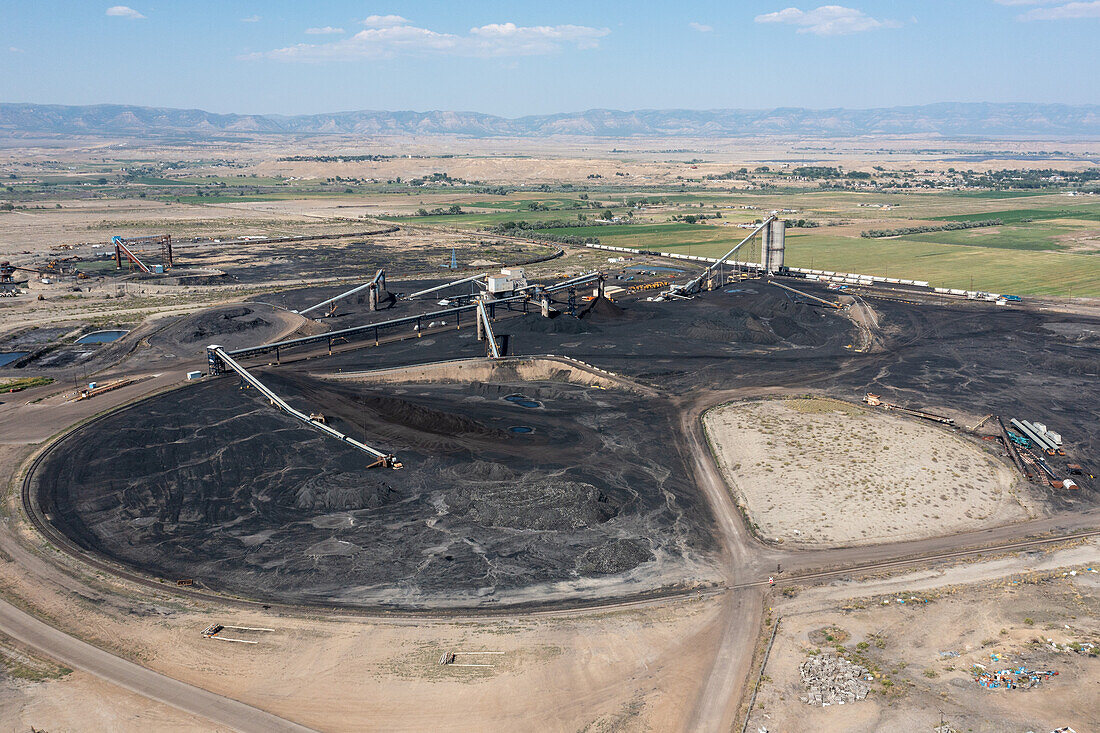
[767, 219, 785, 273]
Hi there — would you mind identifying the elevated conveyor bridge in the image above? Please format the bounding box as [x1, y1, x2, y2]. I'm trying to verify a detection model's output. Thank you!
[207, 346, 400, 469]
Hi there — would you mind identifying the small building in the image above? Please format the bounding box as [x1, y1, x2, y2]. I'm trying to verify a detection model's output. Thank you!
[486, 268, 528, 297]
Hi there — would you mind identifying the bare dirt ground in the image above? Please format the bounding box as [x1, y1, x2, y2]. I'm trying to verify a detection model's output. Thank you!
[0, 542, 723, 733]
[749, 543, 1100, 733]
[704, 398, 1031, 547]
[0, 661, 213, 732]
[0, 198, 353, 256]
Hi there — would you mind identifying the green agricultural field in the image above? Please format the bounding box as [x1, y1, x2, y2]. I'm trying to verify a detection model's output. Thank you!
[897, 223, 1082, 251]
[933, 202, 1100, 224]
[389, 188, 1098, 297]
[644, 231, 1099, 297]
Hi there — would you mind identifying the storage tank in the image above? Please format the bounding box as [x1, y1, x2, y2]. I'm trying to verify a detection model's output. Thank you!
[762, 219, 785, 274]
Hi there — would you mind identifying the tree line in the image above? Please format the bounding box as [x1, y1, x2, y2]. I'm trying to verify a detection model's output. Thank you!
[861, 219, 1002, 238]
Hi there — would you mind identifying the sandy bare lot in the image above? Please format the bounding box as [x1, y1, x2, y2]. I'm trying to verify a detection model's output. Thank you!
[704, 398, 1031, 547]
[748, 550, 1100, 733]
[0, 664, 212, 732]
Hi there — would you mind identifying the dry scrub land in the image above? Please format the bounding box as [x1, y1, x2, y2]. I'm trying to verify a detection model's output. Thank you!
[704, 398, 1030, 547]
[749, 557, 1100, 733]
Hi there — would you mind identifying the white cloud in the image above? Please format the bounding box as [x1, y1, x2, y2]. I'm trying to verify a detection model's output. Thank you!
[754, 5, 898, 35]
[306, 26, 345, 35]
[689, 21, 713, 32]
[1019, 0, 1100, 18]
[241, 15, 261, 23]
[362, 14, 409, 28]
[249, 19, 610, 61]
[993, 1, 1059, 5]
[9, 46, 25, 53]
[106, 5, 145, 19]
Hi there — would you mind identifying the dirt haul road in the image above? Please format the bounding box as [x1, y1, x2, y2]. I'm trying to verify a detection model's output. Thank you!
[679, 391, 765, 732]
[0, 597, 314, 733]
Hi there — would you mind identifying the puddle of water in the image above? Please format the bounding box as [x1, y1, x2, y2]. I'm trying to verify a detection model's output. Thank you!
[508, 425, 535, 434]
[75, 330, 129, 344]
[504, 394, 542, 409]
[0, 352, 28, 367]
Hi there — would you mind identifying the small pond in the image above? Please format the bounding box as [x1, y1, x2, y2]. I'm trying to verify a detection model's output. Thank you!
[75, 330, 129, 345]
[503, 394, 542, 409]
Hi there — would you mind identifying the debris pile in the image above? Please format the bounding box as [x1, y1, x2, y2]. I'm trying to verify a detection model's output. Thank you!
[974, 665, 1058, 690]
[1043, 638, 1097, 655]
[799, 654, 871, 706]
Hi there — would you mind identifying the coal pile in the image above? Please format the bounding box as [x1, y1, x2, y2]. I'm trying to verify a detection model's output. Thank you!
[687, 312, 780, 345]
[519, 313, 595, 335]
[183, 307, 270, 343]
[454, 477, 617, 531]
[684, 290, 832, 346]
[575, 539, 654, 575]
[577, 295, 625, 321]
[150, 304, 291, 355]
[294, 472, 399, 510]
[35, 376, 715, 606]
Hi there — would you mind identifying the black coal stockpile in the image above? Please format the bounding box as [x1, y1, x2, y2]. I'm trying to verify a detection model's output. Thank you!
[520, 313, 595, 335]
[151, 304, 288, 353]
[575, 539, 654, 575]
[577, 295, 626, 321]
[685, 291, 831, 346]
[452, 477, 618, 531]
[33, 283, 1099, 606]
[184, 306, 270, 342]
[35, 376, 711, 606]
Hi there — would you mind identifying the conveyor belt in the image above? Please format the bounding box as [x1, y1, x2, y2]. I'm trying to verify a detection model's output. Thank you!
[209, 346, 397, 467]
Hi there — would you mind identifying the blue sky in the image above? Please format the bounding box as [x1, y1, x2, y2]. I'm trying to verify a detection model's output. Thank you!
[2, 1, 1097, 115]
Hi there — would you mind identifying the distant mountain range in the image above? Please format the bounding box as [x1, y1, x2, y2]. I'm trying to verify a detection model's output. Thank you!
[2, 102, 1099, 139]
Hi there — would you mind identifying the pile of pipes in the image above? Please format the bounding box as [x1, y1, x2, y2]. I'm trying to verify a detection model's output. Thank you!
[799, 654, 871, 706]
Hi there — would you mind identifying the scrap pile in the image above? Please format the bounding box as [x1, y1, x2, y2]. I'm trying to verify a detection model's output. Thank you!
[799, 654, 871, 706]
[974, 665, 1058, 690]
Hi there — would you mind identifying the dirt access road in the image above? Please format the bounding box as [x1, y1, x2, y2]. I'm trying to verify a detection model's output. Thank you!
[0, 597, 313, 733]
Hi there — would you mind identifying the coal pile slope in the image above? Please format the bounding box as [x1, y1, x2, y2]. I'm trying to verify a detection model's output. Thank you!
[320, 285, 856, 390]
[35, 375, 717, 607]
[149, 304, 297, 354]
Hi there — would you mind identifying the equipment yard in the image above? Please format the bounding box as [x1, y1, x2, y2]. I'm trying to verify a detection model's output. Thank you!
[0, 134, 1098, 733]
